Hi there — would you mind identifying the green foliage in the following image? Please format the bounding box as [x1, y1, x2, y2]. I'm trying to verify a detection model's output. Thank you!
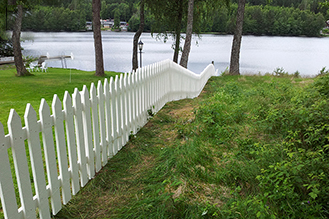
[196, 75, 329, 218]
[0, 38, 14, 57]
[22, 6, 86, 31]
[211, 4, 325, 36]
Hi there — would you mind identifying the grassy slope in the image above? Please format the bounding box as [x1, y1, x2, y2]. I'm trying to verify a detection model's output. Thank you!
[55, 75, 328, 218]
[0, 65, 119, 134]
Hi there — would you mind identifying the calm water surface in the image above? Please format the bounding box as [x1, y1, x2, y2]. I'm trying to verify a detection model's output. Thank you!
[21, 32, 329, 76]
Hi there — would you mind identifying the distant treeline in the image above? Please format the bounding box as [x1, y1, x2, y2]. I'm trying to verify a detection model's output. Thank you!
[213, 4, 326, 36]
[128, 4, 326, 37]
[21, 6, 86, 32]
[19, 3, 326, 37]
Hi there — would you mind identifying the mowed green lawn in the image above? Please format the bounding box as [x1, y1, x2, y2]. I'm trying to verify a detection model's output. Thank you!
[0, 65, 120, 134]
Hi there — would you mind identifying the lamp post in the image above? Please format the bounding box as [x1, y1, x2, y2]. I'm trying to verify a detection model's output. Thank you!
[138, 40, 144, 68]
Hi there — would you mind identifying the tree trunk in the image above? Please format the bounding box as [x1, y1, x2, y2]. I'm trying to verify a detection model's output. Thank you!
[92, 0, 105, 77]
[229, 0, 245, 75]
[12, 4, 30, 76]
[180, 0, 194, 68]
[132, 0, 145, 71]
[173, 0, 183, 63]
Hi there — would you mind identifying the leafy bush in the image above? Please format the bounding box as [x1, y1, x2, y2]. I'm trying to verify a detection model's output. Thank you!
[0, 38, 14, 57]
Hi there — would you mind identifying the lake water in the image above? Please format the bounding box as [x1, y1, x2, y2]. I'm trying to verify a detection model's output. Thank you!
[21, 31, 329, 76]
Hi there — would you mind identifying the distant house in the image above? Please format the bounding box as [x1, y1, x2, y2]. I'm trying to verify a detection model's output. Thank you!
[86, 21, 92, 31]
[120, 21, 128, 31]
[101, 19, 114, 29]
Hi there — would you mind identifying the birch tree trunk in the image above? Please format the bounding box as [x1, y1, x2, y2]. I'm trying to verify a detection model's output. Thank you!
[92, 0, 105, 77]
[12, 4, 30, 76]
[132, 0, 144, 71]
[229, 0, 245, 75]
[180, 0, 194, 69]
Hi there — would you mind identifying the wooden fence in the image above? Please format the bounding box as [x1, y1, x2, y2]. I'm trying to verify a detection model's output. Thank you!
[0, 59, 216, 219]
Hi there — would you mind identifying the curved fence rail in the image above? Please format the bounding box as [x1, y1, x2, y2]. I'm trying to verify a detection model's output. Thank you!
[0, 59, 216, 219]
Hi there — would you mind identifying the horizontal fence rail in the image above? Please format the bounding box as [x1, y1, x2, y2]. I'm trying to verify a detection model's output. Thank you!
[0, 59, 216, 219]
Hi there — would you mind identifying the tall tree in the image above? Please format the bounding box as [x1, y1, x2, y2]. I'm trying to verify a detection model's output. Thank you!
[132, 0, 144, 71]
[10, 1, 31, 76]
[179, 0, 194, 68]
[229, 0, 246, 75]
[172, 0, 184, 63]
[92, 0, 105, 77]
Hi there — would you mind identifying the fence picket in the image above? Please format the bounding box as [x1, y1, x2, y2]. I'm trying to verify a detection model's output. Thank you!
[63, 91, 80, 195]
[90, 83, 101, 172]
[39, 99, 62, 215]
[0, 60, 216, 219]
[112, 76, 119, 155]
[81, 85, 94, 179]
[52, 95, 71, 205]
[97, 81, 107, 166]
[122, 74, 128, 145]
[24, 104, 51, 219]
[8, 109, 36, 219]
[0, 122, 21, 219]
[118, 74, 124, 149]
[103, 78, 112, 160]
[72, 88, 88, 187]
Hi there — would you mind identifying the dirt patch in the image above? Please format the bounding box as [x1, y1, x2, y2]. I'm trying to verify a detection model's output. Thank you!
[168, 103, 196, 121]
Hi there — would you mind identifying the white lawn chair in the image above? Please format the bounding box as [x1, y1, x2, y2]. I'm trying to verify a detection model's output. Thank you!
[26, 62, 36, 72]
[40, 62, 48, 72]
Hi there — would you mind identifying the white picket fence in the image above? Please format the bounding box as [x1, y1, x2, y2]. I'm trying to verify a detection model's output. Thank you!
[0, 59, 216, 219]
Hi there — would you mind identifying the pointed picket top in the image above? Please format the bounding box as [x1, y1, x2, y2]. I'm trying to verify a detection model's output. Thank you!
[0, 121, 20, 219]
[63, 91, 72, 115]
[24, 103, 38, 131]
[97, 80, 103, 97]
[104, 79, 109, 94]
[40, 99, 52, 126]
[109, 77, 113, 95]
[124, 73, 128, 88]
[7, 109, 22, 136]
[119, 74, 124, 90]
[114, 75, 119, 91]
[90, 82, 96, 99]
[81, 85, 90, 106]
[90, 83, 97, 104]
